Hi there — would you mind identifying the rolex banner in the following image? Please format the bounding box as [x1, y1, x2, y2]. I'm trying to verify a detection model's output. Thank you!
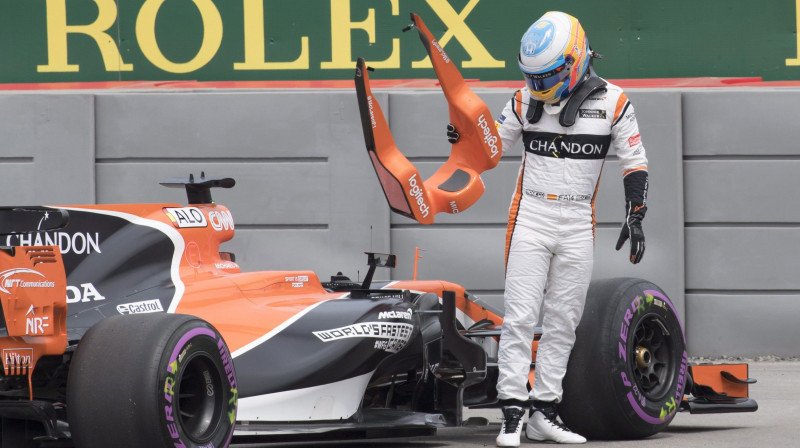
[1, 0, 799, 84]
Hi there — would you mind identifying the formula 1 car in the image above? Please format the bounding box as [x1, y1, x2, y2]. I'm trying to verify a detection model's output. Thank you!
[0, 175, 757, 448]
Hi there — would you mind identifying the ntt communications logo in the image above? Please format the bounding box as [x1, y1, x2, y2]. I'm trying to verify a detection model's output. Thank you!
[0, 269, 55, 294]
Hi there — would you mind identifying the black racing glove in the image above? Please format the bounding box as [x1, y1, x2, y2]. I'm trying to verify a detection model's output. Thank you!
[616, 169, 648, 264]
[616, 202, 646, 264]
[446, 123, 460, 144]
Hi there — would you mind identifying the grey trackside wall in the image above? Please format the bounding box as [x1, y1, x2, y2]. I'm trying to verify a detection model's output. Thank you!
[0, 87, 797, 358]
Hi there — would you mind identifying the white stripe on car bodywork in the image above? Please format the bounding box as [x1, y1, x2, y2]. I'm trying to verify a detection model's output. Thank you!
[235, 370, 373, 422]
[230, 294, 347, 359]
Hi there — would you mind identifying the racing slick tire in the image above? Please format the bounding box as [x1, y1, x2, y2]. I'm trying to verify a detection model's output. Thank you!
[559, 278, 688, 439]
[67, 314, 238, 448]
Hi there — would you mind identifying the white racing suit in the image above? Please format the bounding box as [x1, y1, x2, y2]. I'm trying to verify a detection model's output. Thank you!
[495, 80, 648, 404]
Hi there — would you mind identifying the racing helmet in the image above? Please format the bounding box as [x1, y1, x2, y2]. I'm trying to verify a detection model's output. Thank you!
[518, 11, 591, 104]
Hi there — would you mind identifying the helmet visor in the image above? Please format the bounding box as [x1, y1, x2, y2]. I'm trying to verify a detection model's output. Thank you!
[523, 62, 571, 92]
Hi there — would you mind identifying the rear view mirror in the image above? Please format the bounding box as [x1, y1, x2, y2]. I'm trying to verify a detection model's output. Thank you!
[366, 252, 397, 269]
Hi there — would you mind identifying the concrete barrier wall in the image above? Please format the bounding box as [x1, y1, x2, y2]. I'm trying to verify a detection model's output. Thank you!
[1, 87, 798, 357]
[681, 90, 800, 357]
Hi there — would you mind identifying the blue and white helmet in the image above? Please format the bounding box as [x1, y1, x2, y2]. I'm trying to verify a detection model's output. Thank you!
[518, 11, 591, 104]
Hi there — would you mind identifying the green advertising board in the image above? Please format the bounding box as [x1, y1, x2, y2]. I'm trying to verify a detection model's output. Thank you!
[1, 0, 799, 83]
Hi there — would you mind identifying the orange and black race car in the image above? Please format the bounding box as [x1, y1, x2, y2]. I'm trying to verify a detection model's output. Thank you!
[0, 13, 756, 448]
[0, 180, 758, 448]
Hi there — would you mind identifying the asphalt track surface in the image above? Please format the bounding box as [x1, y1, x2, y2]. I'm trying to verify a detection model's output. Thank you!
[237, 361, 800, 448]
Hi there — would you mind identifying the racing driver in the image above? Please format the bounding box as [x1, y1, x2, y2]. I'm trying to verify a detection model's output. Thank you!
[449, 10, 649, 446]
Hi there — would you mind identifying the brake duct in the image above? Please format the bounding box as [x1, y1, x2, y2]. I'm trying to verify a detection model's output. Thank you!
[354, 13, 502, 225]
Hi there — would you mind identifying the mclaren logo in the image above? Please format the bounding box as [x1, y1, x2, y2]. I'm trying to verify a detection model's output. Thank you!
[367, 95, 377, 129]
[378, 308, 413, 320]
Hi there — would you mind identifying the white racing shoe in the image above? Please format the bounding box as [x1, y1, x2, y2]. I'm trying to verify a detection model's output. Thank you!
[496, 405, 526, 447]
[526, 403, 586, 444]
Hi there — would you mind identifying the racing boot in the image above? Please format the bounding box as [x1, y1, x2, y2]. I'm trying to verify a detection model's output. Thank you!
[496, 404, 526, 447]
[526, 401, 586, 444]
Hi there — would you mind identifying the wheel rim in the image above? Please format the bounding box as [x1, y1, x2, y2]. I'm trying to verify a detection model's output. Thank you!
[630, 314, 676, 400]
[175, 352, 225, 442]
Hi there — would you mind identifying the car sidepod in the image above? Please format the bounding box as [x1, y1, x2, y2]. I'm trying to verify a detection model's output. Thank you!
[232, 296, 423, 422]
